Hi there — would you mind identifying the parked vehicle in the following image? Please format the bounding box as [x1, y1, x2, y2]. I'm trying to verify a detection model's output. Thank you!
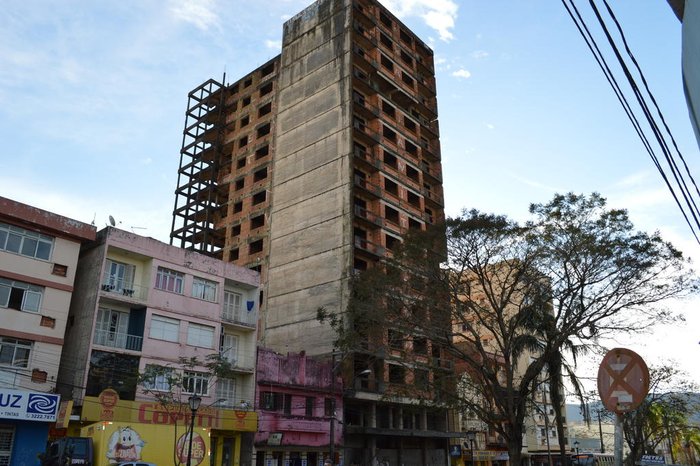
[40, 437, 94, 466]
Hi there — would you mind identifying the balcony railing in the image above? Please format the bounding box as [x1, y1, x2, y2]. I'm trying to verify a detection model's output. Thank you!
[221, 306, 257, 328]
[93, 329, 143, 351]
[100, 281, 147, 300]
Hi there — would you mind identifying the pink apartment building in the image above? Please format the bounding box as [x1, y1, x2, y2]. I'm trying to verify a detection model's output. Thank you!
[0, 196, 95, 466]
[254, 348, 341, 466]
[56, 227, 261, 466]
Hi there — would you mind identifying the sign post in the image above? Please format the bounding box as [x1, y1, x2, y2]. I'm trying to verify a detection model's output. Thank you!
[597, 348, 650, 466]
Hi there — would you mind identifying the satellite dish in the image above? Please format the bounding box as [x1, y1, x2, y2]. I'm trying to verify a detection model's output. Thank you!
[108, 215, 116, 227]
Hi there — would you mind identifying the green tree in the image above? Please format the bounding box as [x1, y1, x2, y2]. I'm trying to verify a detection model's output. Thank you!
[321, 192, 695, 466]
[622, 365, 699, 466]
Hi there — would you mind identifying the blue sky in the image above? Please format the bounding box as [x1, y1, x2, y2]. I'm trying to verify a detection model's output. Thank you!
[1, 0, 698, 387]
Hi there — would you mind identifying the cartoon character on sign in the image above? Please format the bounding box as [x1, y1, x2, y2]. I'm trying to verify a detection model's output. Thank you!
[106, 426, 145, 463]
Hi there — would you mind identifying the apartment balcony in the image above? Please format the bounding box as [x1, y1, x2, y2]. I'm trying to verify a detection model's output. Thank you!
[93, 329, 143, 352]
[221, 306, 257, 329]
[354, 175, 382, 198]
[221, 354, 255, 373]
[100, 281, 147, 301]
[354, 205, 384, 229]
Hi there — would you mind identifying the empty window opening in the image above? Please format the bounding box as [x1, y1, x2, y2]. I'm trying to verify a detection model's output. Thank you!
[233, 201, 243, 213]
[229, 248, 239, 261]
[380, 33, 393, 48]
[380, 12, 393, 28]
[254, 167, 268, 182]
[385, 234, 400, 251]
[239, 136, 248, 148]
[354, 258, 368, 271]
[235, 178, 245, 191]
[354, 142, 367, 157]
[257, 123, 271, 138]
[244, 78, 253, 88]
[407, 191, 421, 208]
[405, 140, 418, 156]
[252, 191, 267, 205]
[404, 117, 416, 133]
[242, 96, 251, 107]
[380, 54, 394, 72]
[249, 239, 264, 255]
[261, 62, 275, 77]
[232, 224, 241, 236]
[400, 50, 414, 66]
[388, 365, 405, 384]
[240, 115, 250, 127]
[255, 145, 269, 160]
[384, 205, 399, 224]
[406, 165, 419, 182]
[259, 81, 274, 97]
[383, 151, 398, 168]
[401, 72, 415, 87]
[258, 102, 272, 117]
[354, 116, 367, 132]
[413, 337, 428, 354]
[382, 100, 396, 119]
[408, 218, 422, 230]
[250, 214, 265, 230]
[384, 178, 398, 196]
[237, 157, 247, 169]
[382, 125, 396, 142]
[400, 29, 413, 46]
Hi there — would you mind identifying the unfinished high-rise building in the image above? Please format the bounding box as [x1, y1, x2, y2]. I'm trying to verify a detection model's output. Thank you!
[171, 0, 452, 464]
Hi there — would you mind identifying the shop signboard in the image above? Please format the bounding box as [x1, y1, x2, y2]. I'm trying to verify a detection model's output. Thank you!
[0, 388, 60, 421]
[81, 390, 257, 431]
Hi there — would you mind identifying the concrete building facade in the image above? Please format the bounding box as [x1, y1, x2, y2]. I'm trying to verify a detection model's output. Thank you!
[56, 227, 260, 466]
[0, 196, 96, 466]
[170, 0, 448, 464]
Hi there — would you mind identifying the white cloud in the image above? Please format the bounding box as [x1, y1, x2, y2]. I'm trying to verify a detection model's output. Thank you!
[169, 0, 220, 31]
[265, 39, 282, 50]
[381, 0, 458, 42]
[486, 123, 495, 130]
[471, 50, 489, 59]
[451, 69, 471, 79]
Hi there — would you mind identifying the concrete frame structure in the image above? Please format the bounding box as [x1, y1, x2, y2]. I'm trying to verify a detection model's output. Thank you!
[170, 0, 448, 464]
[0, 196, 96, 466]
[56, 227, 260, 466]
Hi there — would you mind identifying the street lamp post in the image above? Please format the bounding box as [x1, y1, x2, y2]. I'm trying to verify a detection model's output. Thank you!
[187, 395, 202, 466]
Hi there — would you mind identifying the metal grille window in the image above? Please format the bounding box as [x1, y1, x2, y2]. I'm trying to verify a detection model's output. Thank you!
[183, 371, 209, 396]
[155, 267, 184, 294]
[0, 222, 53, 260]
[142, 365, 173, 392]
[0, 338, 32, 368]
[0, 278, 42, 312]
[0, 427, 14, 466]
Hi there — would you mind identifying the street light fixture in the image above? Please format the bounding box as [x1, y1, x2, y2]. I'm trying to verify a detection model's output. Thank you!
[187, 395, 202, 466]
[574, 440, 580, 455]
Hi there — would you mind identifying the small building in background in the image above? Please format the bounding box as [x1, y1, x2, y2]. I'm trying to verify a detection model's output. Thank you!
[0, 196, 96, 466]
[55, 227, 260, 466]
[254, 348, 340, 466]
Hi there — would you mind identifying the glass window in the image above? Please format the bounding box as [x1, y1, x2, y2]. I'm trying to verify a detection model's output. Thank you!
[155, 267, 184, 294]
[149, 315, 180, 342]
[192, 277, 218, 302]
[103, 259, 135, 292]
[0, 338, 32, 367]
[0, 222, 54, 260]
[142, 365, 173, 391]
[222, 291, 242, 322]
[216, 378, 237, 408]
[187, 323, 214, 348]
[183, 371, 209, 396]
[0, 278, 43, 312]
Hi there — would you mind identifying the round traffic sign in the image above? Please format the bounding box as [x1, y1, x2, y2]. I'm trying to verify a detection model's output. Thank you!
[597, 347, 649, 413]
